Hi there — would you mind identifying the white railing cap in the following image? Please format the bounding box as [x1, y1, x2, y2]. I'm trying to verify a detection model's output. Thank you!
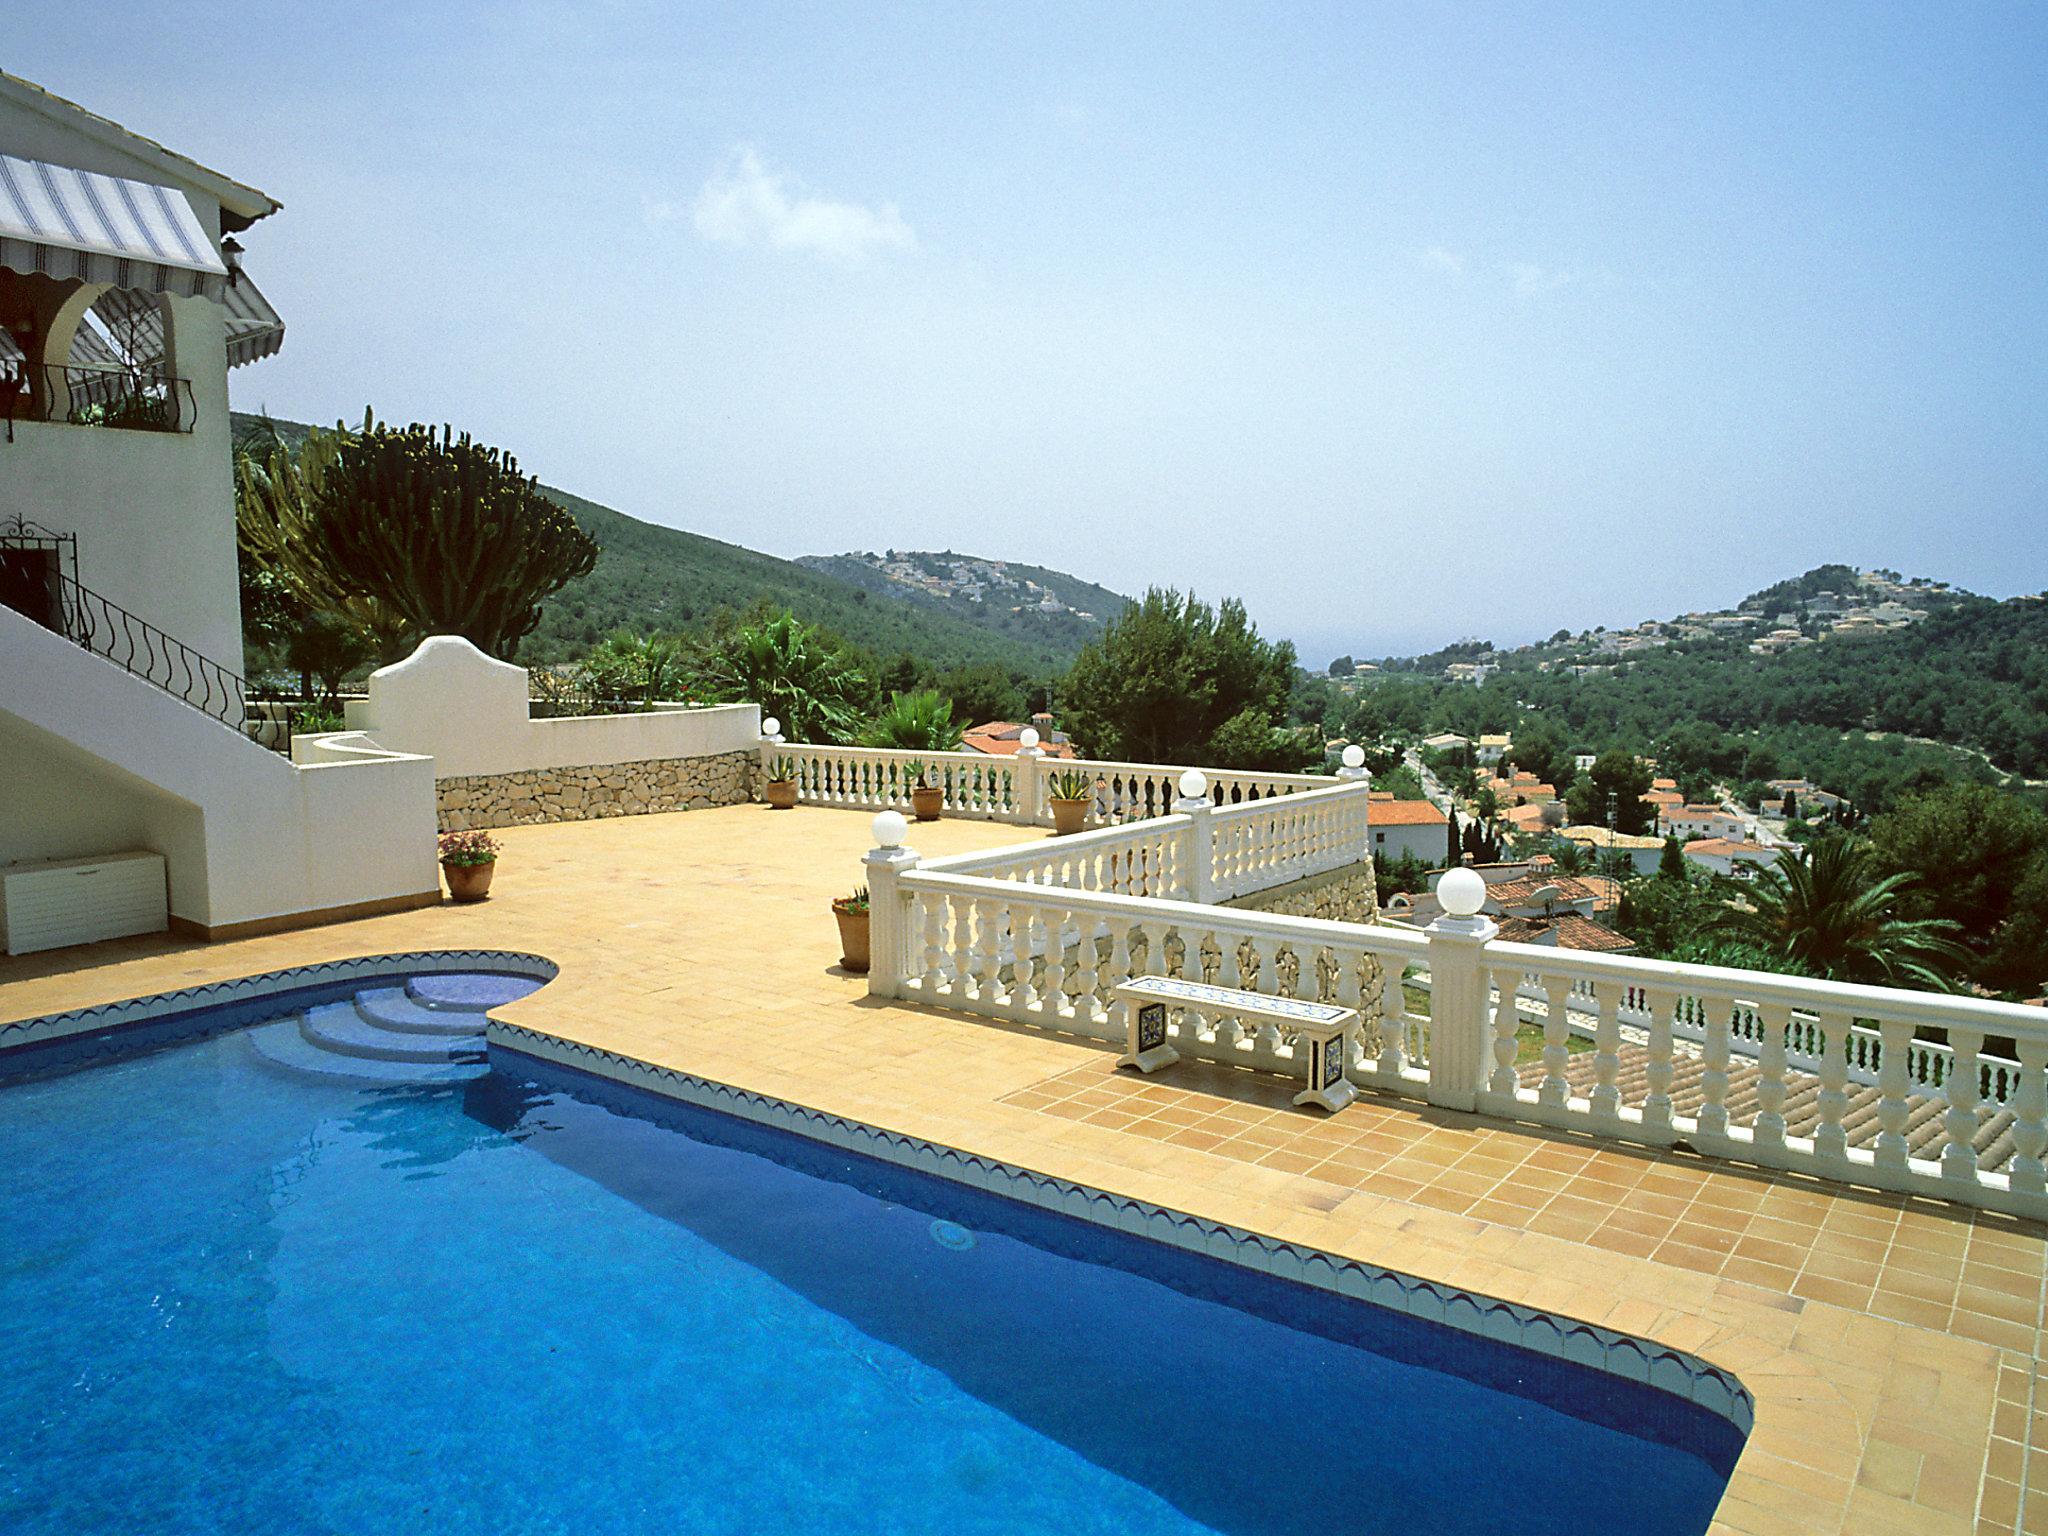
[1486, 937, 2048, 1035]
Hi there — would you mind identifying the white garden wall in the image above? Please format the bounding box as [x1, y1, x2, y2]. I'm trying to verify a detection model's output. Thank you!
[0, 606, 438, 936]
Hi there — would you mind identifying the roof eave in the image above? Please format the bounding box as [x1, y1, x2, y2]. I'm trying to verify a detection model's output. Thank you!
[0, 71, 280, 228]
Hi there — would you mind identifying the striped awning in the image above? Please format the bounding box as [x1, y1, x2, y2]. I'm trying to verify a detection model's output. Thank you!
[0, 153, 228, 300]
[84, 274, 285, 370]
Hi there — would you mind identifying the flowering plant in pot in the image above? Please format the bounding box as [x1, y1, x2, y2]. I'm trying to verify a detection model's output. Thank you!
[438, 829, 499, 902]
[1045, 767, 1095, 836]
[762, 754, 800, 810]
[904, 759, 945, 822]
[832, 885, 871, 973]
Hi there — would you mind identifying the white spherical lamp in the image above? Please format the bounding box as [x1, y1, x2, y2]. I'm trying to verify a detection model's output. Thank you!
[1018, 726, 1040, 749]
[1177, 768, 1209, 800]
[1438, 866, 1487, 918]
[1341, 744, 1366, 770]
[761, 716, 781, 738]
[871, 810, 908, 849]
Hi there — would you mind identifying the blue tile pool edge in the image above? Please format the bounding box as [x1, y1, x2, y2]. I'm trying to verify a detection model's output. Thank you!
[486, 1018, 1757, 1442]
[0, 952, 1755, 1444]
[0, 949, 559, 1082]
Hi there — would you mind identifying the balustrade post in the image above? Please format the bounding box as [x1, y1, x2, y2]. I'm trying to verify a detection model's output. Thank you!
[1014, 737, 1045, 826]
[1424, 868, 1498, 1113]
[1174, 769, 1216, 905]
[861, 811, 920, 1000]
[1336, 746, 1372, 863]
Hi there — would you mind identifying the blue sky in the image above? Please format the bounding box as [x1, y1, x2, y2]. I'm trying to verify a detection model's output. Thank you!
[9, 3, 2045, 660]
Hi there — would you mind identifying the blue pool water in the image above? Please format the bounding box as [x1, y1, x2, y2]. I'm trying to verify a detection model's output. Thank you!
[0, 978, 1742, 1535]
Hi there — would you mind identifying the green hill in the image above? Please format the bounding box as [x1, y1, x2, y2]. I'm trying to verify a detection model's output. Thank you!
[230, 413, 1090, 675]
[1329, 567, 2048, 814]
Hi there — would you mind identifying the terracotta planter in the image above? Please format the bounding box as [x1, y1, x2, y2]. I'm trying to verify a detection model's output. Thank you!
[1050, 796, 1091, 836]
[910, 785, 944, 822]
[442, 859, 495, 902]
[833, 902, 871, 973]
[764, 779, 798, 810]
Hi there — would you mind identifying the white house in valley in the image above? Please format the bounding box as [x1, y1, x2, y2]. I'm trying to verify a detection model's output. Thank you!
[1363, 795, 1448, 864]
[1657, 804, 1747, 841]
[0, 73, 440, 947]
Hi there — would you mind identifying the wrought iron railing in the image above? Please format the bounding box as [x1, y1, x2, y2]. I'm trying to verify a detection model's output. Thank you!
[34, 573, 285, 753]
[0, 361, 195, 435]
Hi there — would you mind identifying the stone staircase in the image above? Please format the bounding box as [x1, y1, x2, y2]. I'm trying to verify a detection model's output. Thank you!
[1518, 1042, 2018, 1173]
[246, 972, 542, 1087]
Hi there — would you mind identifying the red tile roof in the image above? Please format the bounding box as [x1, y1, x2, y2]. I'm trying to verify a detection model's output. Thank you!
[960, 720, 1077, 758]
[1369, 799, 1448, 826]
[1495, 913, 1637, 952]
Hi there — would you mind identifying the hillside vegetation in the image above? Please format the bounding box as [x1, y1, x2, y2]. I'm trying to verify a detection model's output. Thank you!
[231, 413, 1090, 675]
[1315, 570, 2048, 815]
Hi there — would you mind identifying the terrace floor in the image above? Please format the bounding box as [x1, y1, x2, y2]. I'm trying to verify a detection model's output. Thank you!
[2, 803, 2043, 1536]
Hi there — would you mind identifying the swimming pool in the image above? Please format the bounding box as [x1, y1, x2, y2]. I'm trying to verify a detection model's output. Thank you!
[0, 966, 1744, 1534]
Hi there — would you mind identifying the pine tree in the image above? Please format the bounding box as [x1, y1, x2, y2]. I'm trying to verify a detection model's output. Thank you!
[1658, 836, 1687, 881]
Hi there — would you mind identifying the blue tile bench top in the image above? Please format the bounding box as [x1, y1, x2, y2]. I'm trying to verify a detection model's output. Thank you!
[1114, 976, 1354, 1028]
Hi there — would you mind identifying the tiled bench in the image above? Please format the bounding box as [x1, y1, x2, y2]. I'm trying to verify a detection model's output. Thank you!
[1112, 976, 1358, 1114]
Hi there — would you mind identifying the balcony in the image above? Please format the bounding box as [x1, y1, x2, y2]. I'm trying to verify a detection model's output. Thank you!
[0, 360, 195, 435]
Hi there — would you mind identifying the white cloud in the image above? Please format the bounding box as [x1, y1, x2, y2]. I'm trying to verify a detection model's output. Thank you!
[1414, 245, 1466, 274]
[687, 147, 915, 262]
[1507, 262, 1573, 296]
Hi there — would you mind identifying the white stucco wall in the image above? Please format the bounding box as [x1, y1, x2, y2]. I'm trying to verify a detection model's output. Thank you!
[1369, 822, 1447, 866]
[0, 96, 244, 668]
[314, 635, 762, 779]
[0, 607, 438, 931]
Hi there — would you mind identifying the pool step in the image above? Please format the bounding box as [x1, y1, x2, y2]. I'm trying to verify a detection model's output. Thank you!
[354, 986, 493, 1036]
[406, 973, 544, 1010]
[246, 1018, 487, 1087]
[241, 970, 539, 1088]
[300, 1003, 485, 1064]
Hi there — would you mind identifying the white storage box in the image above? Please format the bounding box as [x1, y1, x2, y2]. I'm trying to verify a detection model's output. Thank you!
[0, 851, 169, 955]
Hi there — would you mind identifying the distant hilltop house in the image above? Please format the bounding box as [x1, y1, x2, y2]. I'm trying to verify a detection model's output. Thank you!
[1476, 733, 1512, 765]
[1684, 838, 1784, 880]
[1749, 627, 1813, 655]
[960, 715, 1077, 759]
[1421, 731, 1470, 753]
[1444, 661, 1495, 685]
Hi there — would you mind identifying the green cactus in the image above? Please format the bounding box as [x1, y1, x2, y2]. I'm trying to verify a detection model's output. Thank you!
[292, 412, 599, 659]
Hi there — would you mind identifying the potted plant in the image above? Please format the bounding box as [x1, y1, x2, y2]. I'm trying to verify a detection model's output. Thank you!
[438, 829, 499, 902]
[832, 885, 871, 973]
[1045, 767, 1095, 836]
[906, 759, 944, 822]
[762, 754, 800, 810]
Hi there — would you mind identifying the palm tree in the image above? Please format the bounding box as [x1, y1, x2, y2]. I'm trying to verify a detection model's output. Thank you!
[858, 689, 963, 752]
[1708, 835, 1968, 989]
[692, 610, 868, 744]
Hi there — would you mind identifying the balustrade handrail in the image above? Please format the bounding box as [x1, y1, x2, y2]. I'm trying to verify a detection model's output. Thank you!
[920, 813, 1194, 878]
[899, 868, 1435, 960]
[1484, 936, 2048, 1037]
[34, 573, 283, 754]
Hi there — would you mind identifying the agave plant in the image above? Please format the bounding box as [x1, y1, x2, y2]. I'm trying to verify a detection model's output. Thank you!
[1706, 834, 1969, 989]
[859, 689, 963, 753]
[1045, 767, 1095, 801]
[763, 754, 801, 784]
[693, 611, 868, 744]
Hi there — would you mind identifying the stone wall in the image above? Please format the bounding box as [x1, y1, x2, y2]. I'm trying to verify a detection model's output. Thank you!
[436, 751, 754, 832]
[1227, 860, 1379, 925]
